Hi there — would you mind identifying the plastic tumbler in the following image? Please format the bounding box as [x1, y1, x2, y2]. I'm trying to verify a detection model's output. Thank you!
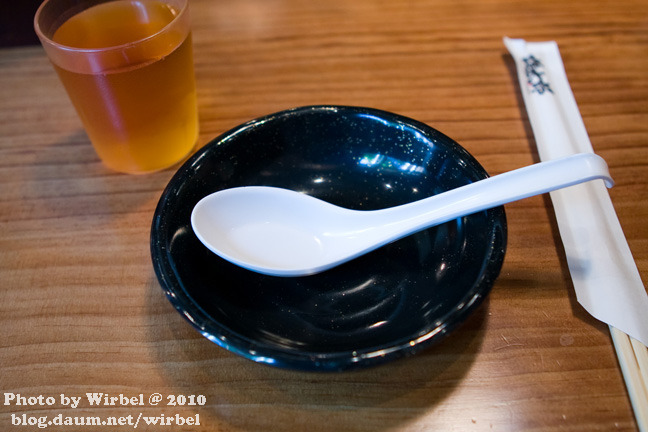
[34, 0, 199, 174]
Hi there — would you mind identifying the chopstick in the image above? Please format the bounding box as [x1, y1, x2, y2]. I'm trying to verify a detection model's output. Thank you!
[502, 37, 648, 430]
[610, 326, 648, 432]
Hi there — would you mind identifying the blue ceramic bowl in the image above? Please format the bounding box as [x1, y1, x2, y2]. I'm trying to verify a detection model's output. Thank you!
[151, 106, 507, 371]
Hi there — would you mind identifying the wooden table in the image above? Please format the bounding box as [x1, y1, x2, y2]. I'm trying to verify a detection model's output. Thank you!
[1, 0, 647, 430]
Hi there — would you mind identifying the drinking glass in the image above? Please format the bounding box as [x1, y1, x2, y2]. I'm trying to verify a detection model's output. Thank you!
[34, 0, 199, 174]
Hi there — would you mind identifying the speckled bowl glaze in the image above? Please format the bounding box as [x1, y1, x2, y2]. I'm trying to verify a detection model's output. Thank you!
[151, 105, 507, 371]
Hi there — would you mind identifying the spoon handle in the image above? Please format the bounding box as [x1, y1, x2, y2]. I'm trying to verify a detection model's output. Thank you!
[373, 153, 613, 235]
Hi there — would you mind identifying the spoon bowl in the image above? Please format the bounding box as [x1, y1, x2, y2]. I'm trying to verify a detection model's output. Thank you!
[192, 153, 612, 277]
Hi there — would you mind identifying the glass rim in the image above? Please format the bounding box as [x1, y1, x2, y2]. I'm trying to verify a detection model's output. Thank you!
[34, 0, 189, 54]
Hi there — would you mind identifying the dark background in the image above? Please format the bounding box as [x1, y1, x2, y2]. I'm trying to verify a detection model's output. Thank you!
[1, 1, 43, 46]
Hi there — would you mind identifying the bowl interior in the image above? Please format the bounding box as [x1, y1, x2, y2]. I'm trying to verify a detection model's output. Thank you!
[151, 106, 507, 371]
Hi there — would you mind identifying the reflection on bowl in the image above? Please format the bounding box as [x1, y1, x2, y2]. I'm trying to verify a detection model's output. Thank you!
[151, 105, 507, 371]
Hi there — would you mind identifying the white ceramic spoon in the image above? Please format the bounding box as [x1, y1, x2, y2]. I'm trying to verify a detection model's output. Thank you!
[191, 153, 613, 277]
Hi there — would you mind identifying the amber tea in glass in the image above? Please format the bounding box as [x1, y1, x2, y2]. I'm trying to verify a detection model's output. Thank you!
[35, 0, 198, 174]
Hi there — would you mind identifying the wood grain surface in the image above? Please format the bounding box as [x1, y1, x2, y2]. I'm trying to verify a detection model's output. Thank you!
[1, 0, 647, 430]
